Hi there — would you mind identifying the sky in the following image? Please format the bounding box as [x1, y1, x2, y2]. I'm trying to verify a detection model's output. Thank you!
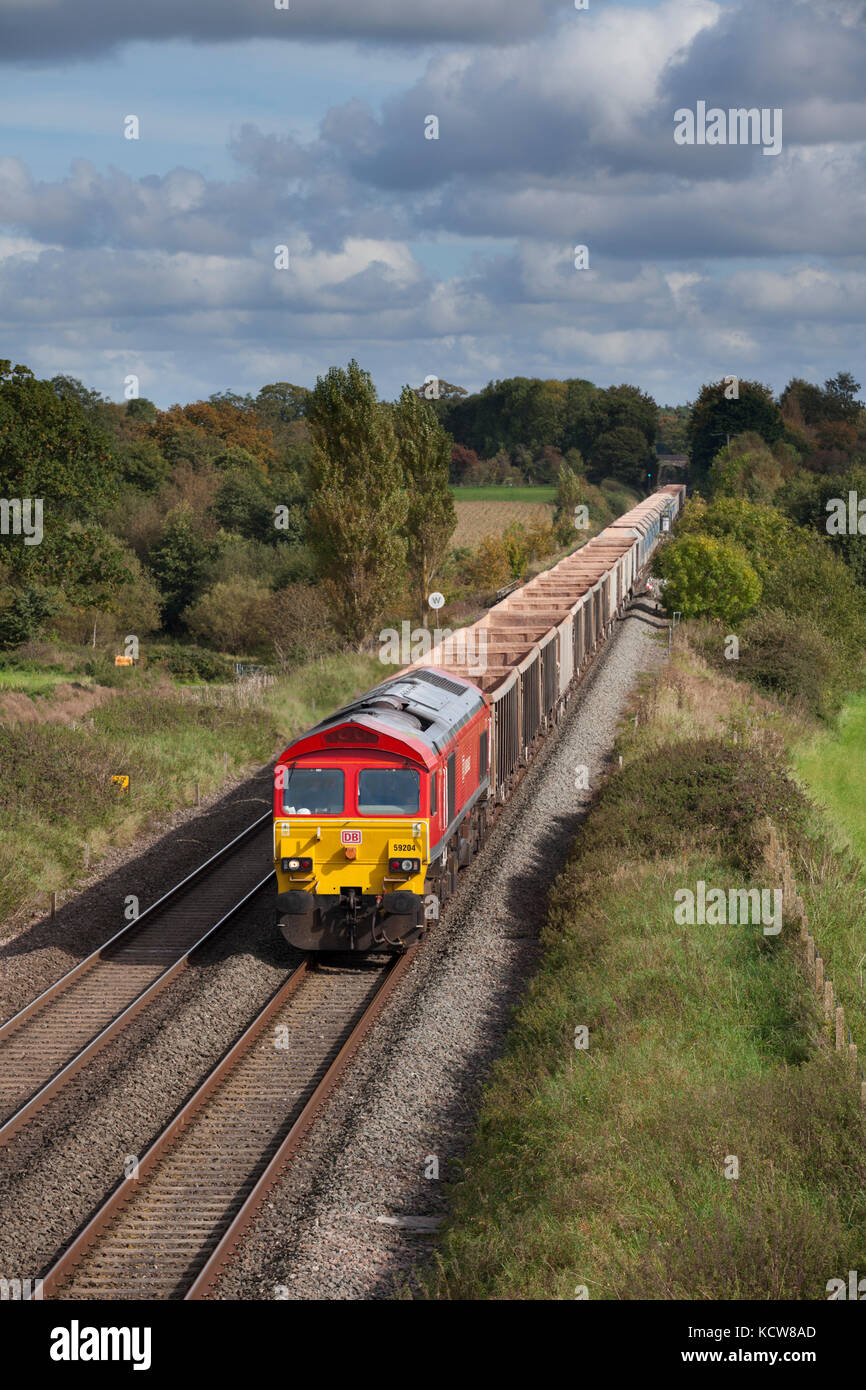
[0, 0, 864, 408]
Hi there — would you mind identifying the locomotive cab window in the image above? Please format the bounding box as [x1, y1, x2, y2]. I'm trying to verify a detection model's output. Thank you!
[358, 768, 420, 815]
[283, 767, 344, 815]
[429, 772, 437, 816]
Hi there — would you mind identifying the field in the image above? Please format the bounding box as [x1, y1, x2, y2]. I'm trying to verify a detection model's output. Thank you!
[794, 693, 866, 864]
[451, 485, 557, 503]
[452, 499, 554, 549]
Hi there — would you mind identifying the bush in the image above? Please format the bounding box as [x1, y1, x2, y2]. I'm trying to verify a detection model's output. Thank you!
[738, 610, 847, 718]
[460, 535, 511, 589]
[265, 584, 340, 666]
[657, 533, 762, 624]
[145, 642, 235, 681]
[568, 737, 806, 875]
[183, 578, 273, 656]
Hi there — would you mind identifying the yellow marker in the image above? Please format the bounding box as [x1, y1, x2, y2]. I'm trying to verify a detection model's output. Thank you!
[114, 655, 134, 666]
[110, 775, 130, 791]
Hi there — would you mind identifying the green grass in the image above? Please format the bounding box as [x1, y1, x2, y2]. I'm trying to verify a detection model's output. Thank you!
[0, 667, 71, 697]
[0, 650, 391, 928]
[451, 485, 557, 502]
[789, 692, 866, 1053]
[794, 693, 866, 864]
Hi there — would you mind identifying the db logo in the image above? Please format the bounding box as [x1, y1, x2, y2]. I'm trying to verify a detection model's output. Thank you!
[341, 830, 362, 845]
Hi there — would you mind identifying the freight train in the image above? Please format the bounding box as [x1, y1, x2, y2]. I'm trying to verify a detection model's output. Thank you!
[273, 485, 685, 952]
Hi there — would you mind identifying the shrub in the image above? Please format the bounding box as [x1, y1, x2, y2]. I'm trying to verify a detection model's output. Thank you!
[144, 642, 235, 681]
[737, 609, 849, 718]
[265, 584, 340, 666]
[183, 578, 272, 655]
[657, 534, 762, 624]
[568, 738, 806, 876]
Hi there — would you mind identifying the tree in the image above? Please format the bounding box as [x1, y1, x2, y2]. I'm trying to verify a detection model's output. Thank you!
[49, 374, 108, 413]
[307, 361, 408, 646]
[706, 432, 783, 504]
[590, 425, 654, 489]
[823, 371, 862, 423]
[255, 382, 310, 423]
[119, 437, 171, 493]
[149, 400, 277, 470]
[393, 387, 456, 620]
[450, 443, 480, 484]
[688, 379, 783, 489]
[656, 533, 762, 624]
[148, 504, 216, 632]
[656, 405, 691, 455]
[0, 361, 117, 516]
[126, 397, 157, 422]
[553, 461, 584, 545]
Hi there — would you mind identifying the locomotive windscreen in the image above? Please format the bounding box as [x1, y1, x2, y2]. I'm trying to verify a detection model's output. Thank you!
[283, 768, 345, 814]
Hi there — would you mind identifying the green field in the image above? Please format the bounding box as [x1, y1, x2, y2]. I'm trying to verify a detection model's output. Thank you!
[795, 693, 866, 865]
[451, 485, 557, 503]
[0, 667, 70, 697]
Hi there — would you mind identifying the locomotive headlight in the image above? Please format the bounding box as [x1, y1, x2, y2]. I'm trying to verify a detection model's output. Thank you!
[389, 857, 420, 875]
[282, 856, 312, 873]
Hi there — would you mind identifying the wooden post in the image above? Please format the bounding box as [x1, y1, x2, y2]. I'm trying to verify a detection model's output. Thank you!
[84, 842, 90, 870]
[195, 782, 201, 806]
[223, 751, 228, 773]
[50, 890, 57, 918]
[835, 1006, 845, 1052]
[824, 978, 835, 1022]
[815, 957, 824, 993]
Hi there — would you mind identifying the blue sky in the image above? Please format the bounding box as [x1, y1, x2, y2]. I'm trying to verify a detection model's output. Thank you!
[0, 0, 863, 409]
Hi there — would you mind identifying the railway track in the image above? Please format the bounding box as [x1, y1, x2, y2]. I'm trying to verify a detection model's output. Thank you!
[0, 813, 274, 1145]
[41, 950, 416, 1300]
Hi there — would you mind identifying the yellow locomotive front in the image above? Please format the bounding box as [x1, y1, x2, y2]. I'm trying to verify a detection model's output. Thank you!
[274, 755, 432, 952]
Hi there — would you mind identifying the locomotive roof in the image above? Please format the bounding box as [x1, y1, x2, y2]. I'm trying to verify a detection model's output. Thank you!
[298, 666, 485, 757]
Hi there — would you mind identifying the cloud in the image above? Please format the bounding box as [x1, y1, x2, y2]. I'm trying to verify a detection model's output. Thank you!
[0, 0, 565, 64]
[3, 0, 866, 406]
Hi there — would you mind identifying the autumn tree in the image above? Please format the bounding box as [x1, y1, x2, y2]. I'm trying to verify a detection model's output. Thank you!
[149, 400, 277, 470]
[307, 361, 408, 646]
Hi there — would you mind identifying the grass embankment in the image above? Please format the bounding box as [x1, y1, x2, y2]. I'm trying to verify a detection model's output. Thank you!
[795, 693, 866, 864]
[0, 651, 387, 927]
[422, 640, 866, 1300]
